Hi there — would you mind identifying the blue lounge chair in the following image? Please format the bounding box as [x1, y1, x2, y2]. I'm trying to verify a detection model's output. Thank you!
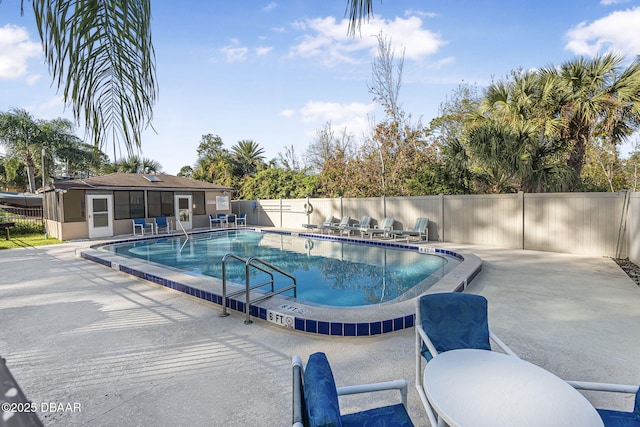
[154, 216, 170, 234]
[566, 381, 640, 426]
[132, 218, 153, 236]
[391, 217, 429, 242]
[292, 352, 413, 427]
[415, 292, 517, 426]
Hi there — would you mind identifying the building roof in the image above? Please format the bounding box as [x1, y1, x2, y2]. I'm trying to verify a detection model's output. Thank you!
[44, 173, 233, 192]
[0, 192, 42, 207]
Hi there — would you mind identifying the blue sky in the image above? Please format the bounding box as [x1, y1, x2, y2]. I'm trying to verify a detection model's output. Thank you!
[1, 1, 639, 174]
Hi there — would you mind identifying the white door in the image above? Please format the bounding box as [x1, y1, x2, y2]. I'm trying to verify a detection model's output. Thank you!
[87, 195, 113, 238]
[175, 195, 192, 230]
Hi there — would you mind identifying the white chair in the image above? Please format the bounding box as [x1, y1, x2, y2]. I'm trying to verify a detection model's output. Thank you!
[132, 218, 153, 236]
[154, 216, 170, 234]
[236, 213, 247, 227]
[292, 352, 413, 427]
[566, 381, 640, 426]
[209, 214, 226, 229]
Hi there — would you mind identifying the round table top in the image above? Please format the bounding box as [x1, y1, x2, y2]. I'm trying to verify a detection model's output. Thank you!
[423, 349, 603, 427]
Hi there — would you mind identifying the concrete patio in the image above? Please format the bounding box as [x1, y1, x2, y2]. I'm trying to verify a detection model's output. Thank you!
[1, 239, 639, 426]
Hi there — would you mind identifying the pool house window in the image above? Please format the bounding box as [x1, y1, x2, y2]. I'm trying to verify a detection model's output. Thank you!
[148, 191, 174, 217]
[63, 190, 86, 222]
[193, 191, 205, 215]
[114, 191, 145, 219]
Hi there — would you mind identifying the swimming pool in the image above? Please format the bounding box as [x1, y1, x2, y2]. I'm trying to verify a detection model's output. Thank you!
[102, 230, 454, 307]
[79, 228, 482, 336]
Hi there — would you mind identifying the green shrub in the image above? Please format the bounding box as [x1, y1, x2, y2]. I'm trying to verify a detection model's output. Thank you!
[9, 220, 44, 235]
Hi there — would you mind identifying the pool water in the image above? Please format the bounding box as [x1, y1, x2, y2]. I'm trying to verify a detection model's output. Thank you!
[103, 230, 453, 307]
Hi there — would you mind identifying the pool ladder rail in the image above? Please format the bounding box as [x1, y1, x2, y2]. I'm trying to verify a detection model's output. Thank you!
[220, 253, 297, 324]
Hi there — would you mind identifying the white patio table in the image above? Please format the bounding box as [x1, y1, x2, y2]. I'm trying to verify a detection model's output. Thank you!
[423, 348, 603, 427]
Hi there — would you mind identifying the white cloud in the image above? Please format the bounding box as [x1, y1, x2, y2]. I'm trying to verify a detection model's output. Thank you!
[289, 15, 445, 66]
[220, 39, 249, 62]
[299, 101, 376, 138]
[426, 56, 455, 70]
[565, 6, 640, 57]
[404, 9, 439, 19]
[280, 109, 295, 117]
[600, 0, 631, 5]
[263, 2, 277, 12]
[28, 96, 67, 118]
[0, 24, 42, 80]
[256, 46, 273, 56]
[26, 74, 42, 86]
[300, 101, 375, 123]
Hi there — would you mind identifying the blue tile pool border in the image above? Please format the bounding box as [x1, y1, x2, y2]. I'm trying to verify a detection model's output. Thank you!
[79, 227, 481, 337]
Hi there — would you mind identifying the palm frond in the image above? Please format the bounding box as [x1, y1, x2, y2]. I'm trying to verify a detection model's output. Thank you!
[32, 0, 157, 156]
[345, 0, 374, 36]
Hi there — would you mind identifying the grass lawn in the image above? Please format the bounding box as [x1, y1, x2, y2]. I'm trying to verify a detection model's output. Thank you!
[0, 234, 62, 250]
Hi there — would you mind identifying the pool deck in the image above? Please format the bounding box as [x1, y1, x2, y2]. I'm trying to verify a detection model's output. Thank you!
[1, 237, 639, 426]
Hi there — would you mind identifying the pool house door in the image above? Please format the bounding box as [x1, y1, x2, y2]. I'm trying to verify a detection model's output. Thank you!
[175, 195, 192, 230]
[87, 195, 113, 238]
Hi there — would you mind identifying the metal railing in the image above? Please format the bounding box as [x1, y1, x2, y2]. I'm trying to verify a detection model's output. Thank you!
[0, 205, 43, 230]
[175, 219, 190, 252]
[220, 253, 297, 324]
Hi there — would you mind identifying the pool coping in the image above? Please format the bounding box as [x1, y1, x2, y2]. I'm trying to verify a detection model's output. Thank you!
[76, 227, 482, 337]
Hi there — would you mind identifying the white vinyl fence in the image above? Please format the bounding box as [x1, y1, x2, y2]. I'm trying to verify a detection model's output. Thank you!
[232, 191, 637, 263]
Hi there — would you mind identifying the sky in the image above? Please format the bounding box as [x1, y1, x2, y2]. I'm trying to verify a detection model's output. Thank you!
[1, 0, 639, 175]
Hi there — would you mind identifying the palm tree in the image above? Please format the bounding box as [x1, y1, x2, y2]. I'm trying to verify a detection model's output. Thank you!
[231, 140, 266, 177]
[0, 108, 43, 192]
[541, 54, 640, 184]
[111, 155, 162, 174]
[23, 1, 371, 157]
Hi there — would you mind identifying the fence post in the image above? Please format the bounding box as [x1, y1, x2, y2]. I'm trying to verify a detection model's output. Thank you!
[439, 194, 445, 242]
[518, 191, 525, 249]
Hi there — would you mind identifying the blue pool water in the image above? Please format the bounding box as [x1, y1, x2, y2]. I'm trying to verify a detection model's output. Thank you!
[103, 230, 454, 307]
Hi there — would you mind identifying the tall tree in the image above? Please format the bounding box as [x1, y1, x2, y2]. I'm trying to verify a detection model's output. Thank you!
[231, 140, 266, 177]
[191, 134, 234, 186]
[304, 122, 348, 174]
[277, 144, 302, 171]
[54, 141, 108, 178]
[468, 70, 572, 192]
[428, 84, 482, 194]
[177, 165, 193, 178]
[368, 32, 404, 125]
[0, 108, 43, 192]
[541, 54, 640, 186]
[110, 155, 162, 174]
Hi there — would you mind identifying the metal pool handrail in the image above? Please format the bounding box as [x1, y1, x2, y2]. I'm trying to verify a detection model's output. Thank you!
[220, 253, 297, 324]
[175, 219, 190, 252]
